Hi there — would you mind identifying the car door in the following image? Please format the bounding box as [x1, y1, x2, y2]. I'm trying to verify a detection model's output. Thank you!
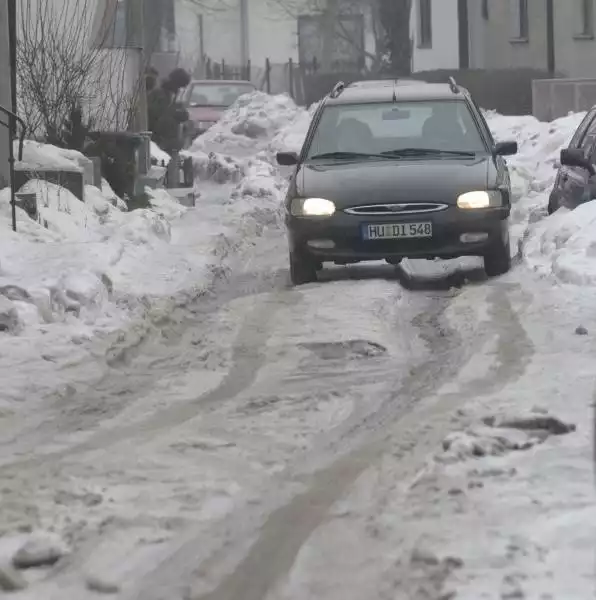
[466, 97, 511, 192]
[563, 118, 596, 209]
[556, 109, 596, 209]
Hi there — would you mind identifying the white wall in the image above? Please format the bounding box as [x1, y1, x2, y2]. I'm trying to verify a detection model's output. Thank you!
[410, 0, 459, 72]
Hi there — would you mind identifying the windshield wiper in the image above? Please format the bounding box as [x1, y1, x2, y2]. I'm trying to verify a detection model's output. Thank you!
[381, 148, 476, 157]
[309, 151, 390, 160]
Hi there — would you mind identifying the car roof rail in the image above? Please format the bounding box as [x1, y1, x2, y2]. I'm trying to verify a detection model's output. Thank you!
[329, 81, 346, 98]
[448, 76, 459, 94]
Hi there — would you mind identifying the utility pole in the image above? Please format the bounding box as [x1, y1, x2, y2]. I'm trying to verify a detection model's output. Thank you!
[8, 0, 17, 231]
[546, 0, 555, 74]
[239, 0, 249, 68]
[127, 0, 148, 132]
[0, 2, 12, 191]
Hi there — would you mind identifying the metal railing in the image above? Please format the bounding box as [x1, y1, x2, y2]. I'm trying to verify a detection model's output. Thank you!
[0, 104, 26, 232]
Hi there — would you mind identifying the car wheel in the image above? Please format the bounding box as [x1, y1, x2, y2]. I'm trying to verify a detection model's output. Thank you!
[483, 235, 511, 277]
[289, 250, 318, 285]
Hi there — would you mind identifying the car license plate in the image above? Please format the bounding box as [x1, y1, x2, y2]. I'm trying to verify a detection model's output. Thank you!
[363, 222, 432, 240]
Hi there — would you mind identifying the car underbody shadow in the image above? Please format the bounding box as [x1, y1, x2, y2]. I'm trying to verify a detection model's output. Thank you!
[316, 259, 487, 291]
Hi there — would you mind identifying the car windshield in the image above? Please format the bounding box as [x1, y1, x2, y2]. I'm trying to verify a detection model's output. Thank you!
[187, 83, 255, 107]
[306, 100, 487, 161]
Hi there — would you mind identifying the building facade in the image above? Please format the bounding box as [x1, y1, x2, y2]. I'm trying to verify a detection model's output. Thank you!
[409, 0, 596, 78]
[409, 0, 461, 72]
[468, 0, 596, 77]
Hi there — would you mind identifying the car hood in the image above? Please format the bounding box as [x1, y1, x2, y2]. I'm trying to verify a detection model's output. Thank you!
[187, 106, 225, 122]
[294, 157, 492, 208]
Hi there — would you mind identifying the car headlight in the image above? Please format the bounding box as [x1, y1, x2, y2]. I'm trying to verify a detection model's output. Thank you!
[457, 190, 502, 209]
[290, 197, 336, 217]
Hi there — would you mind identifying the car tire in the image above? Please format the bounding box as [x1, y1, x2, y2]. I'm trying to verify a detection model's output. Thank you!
[483, 235, 511, 277]
[289, 250, 318, 285]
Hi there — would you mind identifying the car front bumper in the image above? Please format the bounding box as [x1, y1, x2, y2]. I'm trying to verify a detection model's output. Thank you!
[286, 206, 510, 263]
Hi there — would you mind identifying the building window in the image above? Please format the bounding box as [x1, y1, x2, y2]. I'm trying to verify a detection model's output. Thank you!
[482, 0, 489, 20]
[418, 0, 432, 48]
[510, 0, 529, 41]
[577, 0, 594, 37]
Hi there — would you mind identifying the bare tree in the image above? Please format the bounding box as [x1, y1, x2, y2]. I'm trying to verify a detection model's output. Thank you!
[17, 0, 143, 145]
[265, 0, 384, 71]
[181, 0, 412, 80]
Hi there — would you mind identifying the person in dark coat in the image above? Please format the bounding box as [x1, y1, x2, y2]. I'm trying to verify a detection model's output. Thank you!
[147, 68, 191, 154]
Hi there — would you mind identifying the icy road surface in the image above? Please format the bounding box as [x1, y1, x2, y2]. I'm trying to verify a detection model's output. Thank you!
[2, 224, 593, 599]
[1, 95, 594, 599]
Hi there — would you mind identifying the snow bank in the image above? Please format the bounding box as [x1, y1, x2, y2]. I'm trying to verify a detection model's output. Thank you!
[190, 91, 307, 152]
[0, 178, 189, 339]
[0, 137, 196, 336]
[184, 92, 308, 231]
[486, 111, 596, 285]
[14, 140, 87, 172]
[486, 111, 585, 200]
[523, 200, 596, 284]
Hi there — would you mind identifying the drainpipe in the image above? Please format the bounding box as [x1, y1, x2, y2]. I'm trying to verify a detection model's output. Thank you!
[457, 0, 469, 69]
[240, 0, 249, 67]
[546, 0, 555, 74]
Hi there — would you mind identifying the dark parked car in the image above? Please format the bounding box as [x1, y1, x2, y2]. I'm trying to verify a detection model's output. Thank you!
[548, 105, 596, 214]
[181, 79, 256, 145]
[277, 79, 518, 285]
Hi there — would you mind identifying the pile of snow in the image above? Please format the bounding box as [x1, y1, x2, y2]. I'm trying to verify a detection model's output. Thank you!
[184, 93, 308, 230]
[189, 150, 245, 184]
[486, 111, 585, 200]
[0, 178, 187, 340]
[14, 140, 89, 172]
[0, 142, 205, 344]
[439, 410, 576, 463]
[524, 201, 596, 284]
[485, 111, 596, 285]
[190, 91, 308, 153]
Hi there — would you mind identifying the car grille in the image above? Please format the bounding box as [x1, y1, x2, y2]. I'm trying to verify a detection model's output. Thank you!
[344, 203, 448, 216]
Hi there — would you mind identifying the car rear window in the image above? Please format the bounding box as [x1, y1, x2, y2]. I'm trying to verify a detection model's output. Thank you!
[306, 100, 487, 159]
[187, 83, 255, 107]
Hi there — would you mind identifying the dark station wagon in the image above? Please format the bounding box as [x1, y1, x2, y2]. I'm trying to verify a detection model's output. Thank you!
[277, 78, 518, 285]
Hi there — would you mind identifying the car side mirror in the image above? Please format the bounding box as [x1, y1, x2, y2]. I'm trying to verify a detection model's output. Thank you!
[560, 148, 595, 175]
[276, 151, 299, 166]
[493, 140, 518, 156]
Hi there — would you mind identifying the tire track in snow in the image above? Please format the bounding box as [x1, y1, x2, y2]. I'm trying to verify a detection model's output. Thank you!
[129, 280, 534, 600]
[0, 267, 294, 470]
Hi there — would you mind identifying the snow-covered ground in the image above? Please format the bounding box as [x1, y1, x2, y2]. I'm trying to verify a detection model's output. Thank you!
[0, 92, 594, 599]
